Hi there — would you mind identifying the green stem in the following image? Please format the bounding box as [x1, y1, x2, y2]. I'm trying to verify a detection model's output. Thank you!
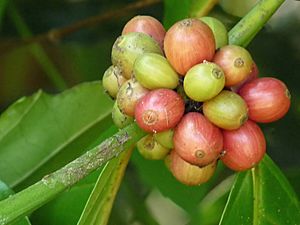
[0, 123, 146, 225]
[8, 3, 67, 91]
[229, 0, 285, 47]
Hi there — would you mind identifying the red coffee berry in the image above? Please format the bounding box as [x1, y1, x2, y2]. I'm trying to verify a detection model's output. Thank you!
[213, 45, 253, 86]
[122, 15, 166, 50]
[173, 112, 223, 166]
[168, 150, 217, 186]
[135, 89, 185, 132]
[239, 77, 291, 123]
[221, 120, 266, 171]
[230, 62, 259, 93]
[164, 18, 215, 75]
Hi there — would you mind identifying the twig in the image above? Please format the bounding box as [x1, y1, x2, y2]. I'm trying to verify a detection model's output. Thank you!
[0, 123, 146, 225]
[4, 0, 161, 49]
[229, 0, 285, 47]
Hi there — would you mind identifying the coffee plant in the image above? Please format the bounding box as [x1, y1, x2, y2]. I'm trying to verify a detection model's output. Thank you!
[0, 0, 299, 224]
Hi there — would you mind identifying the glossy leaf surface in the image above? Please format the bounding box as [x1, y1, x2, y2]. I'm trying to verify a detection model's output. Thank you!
[219, 155, 300, 225]
[0, 81, 113, 187]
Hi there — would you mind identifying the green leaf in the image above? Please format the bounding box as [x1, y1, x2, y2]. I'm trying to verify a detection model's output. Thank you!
[0, 180, 31, 225]
[0, 0, 8, 29]
[77, 148, 133, 225]
[30, 169, 102, 225]
[0, 81, 113, 187]
[219, 155, 300, 225]
[163, 0, 190, 29]
[163, 0, 217, 28]
[29, 126, 118, 225]
[131, 150, 225, 212]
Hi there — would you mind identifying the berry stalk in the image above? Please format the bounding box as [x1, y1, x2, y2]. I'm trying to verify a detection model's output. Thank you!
[229, 0, 285, 47]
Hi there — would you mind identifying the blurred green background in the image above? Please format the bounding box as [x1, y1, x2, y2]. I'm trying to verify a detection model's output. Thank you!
[0, 0, 299, 224]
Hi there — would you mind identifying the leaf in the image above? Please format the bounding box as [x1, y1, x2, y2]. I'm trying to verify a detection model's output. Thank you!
[189, 0, 218, 18]
[0, 81, 113, 187]
[163, 0, 218, 28]
[77, 148, 133, 225]
[219, 155, 300, 225]
[163, 0, 190, 29]
[191, 175, 234, 225]
[29, 125, 118, 225]
[0, 0, 8, 29]
[30, 169, 102, 225]
[131, 150, 225, 212]
[0, 180, 31, 225]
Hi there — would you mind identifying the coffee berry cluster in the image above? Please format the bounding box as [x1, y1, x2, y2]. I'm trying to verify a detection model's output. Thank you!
[103, 15, 291, 186]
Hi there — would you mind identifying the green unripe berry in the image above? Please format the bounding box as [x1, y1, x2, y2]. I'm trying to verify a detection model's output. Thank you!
[154, 129, 174, 149]
[203, 90, 248, 130]
[111, 32, 163, 79]
[184, 62, 225, 102]
[137, 134, 170, 160]
[102, 65, 127, 98]
[219, 0, 258, 18]
[134, 53, 179, 89]
[112, 101, 133, 128]
[199, 17, 228, 49]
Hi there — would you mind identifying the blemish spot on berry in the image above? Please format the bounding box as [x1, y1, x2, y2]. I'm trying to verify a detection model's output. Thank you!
[234, 57, 245, 68]
[195, 150, 205, 159]
[142, 110, 158, 125]
[212, 68, 223, 79]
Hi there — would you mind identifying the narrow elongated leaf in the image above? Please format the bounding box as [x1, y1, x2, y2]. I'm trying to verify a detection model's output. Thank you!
[219, 155, 300, 225]
[0, 180, 31, 225]
[77, 148, 133, 225]
[0, 81, 113, 187]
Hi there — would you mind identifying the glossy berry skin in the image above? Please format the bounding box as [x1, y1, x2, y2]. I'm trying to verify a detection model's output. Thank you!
[168, 150, 217, 186]
[135, 89, 185, 133]
[230, 62, 259, 93]
[213, 45, 253, 86]
[199, 16, 228, 49]
[183, 62, 225, 102]
[134, 53, 179, 90]
[154, 129, 174, 149]
[173, 112, 223, 166]
[116, 79, 149, 116]
[111, 32, 163, 79]
[137, 134, 170, 160]
[239, 77, 291, 123]
[164, 19, 215, 75]
[221, 120, 266, 171]
[122, 15, 166, 50]
[203, 90, 248, 130]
